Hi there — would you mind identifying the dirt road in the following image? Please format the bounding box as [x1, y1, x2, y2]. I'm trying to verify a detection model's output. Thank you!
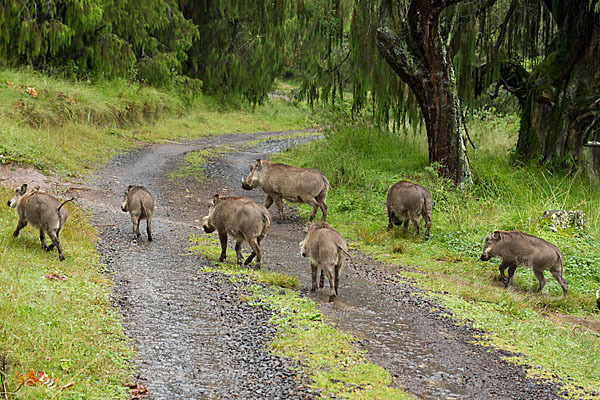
[77, 131, 565, 399]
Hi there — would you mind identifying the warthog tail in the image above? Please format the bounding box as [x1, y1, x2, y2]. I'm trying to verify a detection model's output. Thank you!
[58, 197, 76, 211]
[339, 247, 355, 267]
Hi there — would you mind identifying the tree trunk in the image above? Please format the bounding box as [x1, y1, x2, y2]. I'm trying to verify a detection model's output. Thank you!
[375, 0, 472, 185]
[516, 1, 600, 174]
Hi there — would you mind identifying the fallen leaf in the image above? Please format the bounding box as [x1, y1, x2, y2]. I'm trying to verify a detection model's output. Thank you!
[6, 80, 14, 87]
[26, 86, 37, 98]
[15, 368, 61, 387]
[44, 273, 66, 281]
[126, 382, 149, 399]
[60, 381, 74, 390]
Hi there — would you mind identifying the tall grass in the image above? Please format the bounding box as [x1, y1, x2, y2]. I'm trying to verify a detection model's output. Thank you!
[276, 117, 600, 298]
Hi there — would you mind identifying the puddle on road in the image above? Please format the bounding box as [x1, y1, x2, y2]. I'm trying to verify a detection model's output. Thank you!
[273, 245, 469, 399]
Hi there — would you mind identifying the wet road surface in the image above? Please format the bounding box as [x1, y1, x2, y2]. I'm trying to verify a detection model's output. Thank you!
[79, 131, 566, 399]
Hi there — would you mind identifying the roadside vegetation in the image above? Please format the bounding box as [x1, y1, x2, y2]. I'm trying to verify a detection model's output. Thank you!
[0, 186, 132, 399]
[0, 69, 311, 177]
[272, 110, 600, 397]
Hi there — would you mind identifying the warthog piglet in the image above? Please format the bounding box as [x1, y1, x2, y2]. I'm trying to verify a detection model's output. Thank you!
[7, 183, 73, 261]
[299, 221, 349, 302]
[121, 185, 155, 242]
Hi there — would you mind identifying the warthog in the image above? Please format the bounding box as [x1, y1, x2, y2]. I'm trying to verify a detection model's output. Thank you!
[7, 184, 73, 261]
[480, 230, 568, 296]
[202, 194, 271, 268]
[121, 185, 155, 242]
[596, 290, 600, 310]
[299, 221, 349, 302]
[386, 180, 433, 240]
[241, 159, 329, 222]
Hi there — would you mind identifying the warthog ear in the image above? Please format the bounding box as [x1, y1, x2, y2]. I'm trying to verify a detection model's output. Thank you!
[211, 194, 220, 205]
[255, 159, 263, 168]
[492, 231, 501, 240]
[19, 184, 27, 194]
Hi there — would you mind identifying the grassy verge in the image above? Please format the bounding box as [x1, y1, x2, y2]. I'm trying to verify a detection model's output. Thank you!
[188, 234, 412, 399]
[0, 187, 131, 399]
[272, 116, 600, 397]
[0, 69, 312, 177]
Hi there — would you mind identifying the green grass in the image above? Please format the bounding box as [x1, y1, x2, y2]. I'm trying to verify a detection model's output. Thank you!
[188, 234, 412, 399]
[0, 187, 131, 399]
[0, 68, 311, 177]
[272, 115, 600, 397]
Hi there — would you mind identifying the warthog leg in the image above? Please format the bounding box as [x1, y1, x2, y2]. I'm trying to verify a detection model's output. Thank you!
[319, 270, 325, 289]
[315, 193, 328, 221]
[323, 267, 336, 302]
[13, 219, 27, 237]
[549, 266, 568, 296]
[334, 264, 341, 297]
[49, 230, 65, 261]
[272, 194, 285, 222]
[310, 263, 319, 291]
[235, 240, 244, 265]
[533, 269, 547, 293]
[264, 195, 274, 210]
[130, 214, 141, 240]
[409, 212, 420, 236]
[498, 261, 513, 283]
[39, 229, 48, 250]
[387, 210, 395, 231]
[402, 220, 409, 233]
[146, 218, 153, 242]
[506, 264, 518, 288]
[218, 231, 228, 262]
[424, 214, 432, 241]
[300, 195, 320, 221]
[244, 240, 261, 268]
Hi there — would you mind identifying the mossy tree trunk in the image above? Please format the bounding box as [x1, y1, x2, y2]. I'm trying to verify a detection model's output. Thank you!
[512, 1, 600, 173]
[375, 0, 472, 185]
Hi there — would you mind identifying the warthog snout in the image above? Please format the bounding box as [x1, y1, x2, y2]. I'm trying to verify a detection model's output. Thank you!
[202, 216, 215, 233]
[480, 253, 490, 261]
[7, 200, 11, 207]
[241, 178, 252, 190]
